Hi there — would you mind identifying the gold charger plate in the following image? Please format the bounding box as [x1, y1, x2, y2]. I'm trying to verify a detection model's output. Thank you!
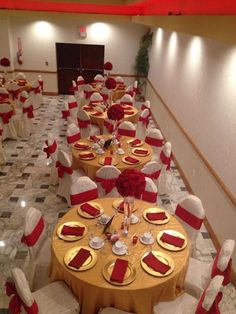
[132, 148, 150, 157]
[127, 139, 143, 147]
[64, 246, 97, 271]
[141, 251, 175, 277]
[112, 198, 137, 213]
[157, 230, 187, 251]
[78, 151, 96, 160]
[57, 221, 87, 241]
[78, 201, 104, 219]
[98, 156, 119, 166]
[103, 260, 136, 286]
[122, 156, 140, 165]
[143, 208, 170, 225]
[73, 142, 90, 150]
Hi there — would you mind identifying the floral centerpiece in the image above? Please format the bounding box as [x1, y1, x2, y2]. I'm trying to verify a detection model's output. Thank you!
[107, 104, 124, 136]
[116, 169, 146, 235]
[104, 61, 113, 77]
[105, 77, 116, 90]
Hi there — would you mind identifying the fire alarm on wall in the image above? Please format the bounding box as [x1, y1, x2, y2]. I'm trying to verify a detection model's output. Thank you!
[79, 26, 87, 38]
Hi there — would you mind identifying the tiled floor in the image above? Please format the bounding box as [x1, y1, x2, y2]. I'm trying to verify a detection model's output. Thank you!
[0, 96, 235, 313]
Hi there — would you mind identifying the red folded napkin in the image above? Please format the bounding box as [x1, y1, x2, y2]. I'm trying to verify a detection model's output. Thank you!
[61, 225, 85, 236]
[124, 111, 134, 115]
[142, 252, 171, 274]
[133, 149, 148, 155]
[118, 201, 124, 212]
[79, 153, 94, 159]
[74, 143, 89, 149]
[83, 106, 93, 111]
[160, 232, 185, 248]
[130, 139, 141, 146]
[125, 156, 139, 164]
[110, 258, 128, 283]
[80, 203, 100, 216]
[146, 212, 168, 221]
[89, 135, 100, 142]
[68, 248, 91, 269]
[104, 157, 112, 165]
[92, 112, 103, 116]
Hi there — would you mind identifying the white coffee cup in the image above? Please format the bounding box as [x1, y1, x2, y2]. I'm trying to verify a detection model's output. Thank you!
[91, 236, 103, 248]
[130, 214, 138, 224]
[96, 148, 104, 154]
[116, 148, 124, 155]
[142, 232, 152, 243]
[100, 214, 109, 224]
[92, 143, 100, 149]
[114, 240, 125, 252]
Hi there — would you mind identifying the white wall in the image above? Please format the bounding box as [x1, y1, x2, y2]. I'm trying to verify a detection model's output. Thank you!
[0, 17, 13, 72]
[7, 15, 147, 92]
[147, 28, 236, 267]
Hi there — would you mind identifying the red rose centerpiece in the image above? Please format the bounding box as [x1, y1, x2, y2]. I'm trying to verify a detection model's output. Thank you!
[104, 61, 113, 71]
[116, 169, 146, 235]
[107, 104, 124, 121]
[105, 77, 116, 90]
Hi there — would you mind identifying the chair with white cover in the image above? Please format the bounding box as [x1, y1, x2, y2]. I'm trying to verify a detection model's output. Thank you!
[15, 72, 26, 80]
[100, 87, 110, 106]
[136, 108, 150, 140]
[157, 142, 173, 196]
[83, 84, 94, 100]
[119, 94, 134, 107]
[104, 118, 115, 135]
[77, 109, 100, 138]
[6, 267, 80, 314]
[153, 275, 224, 314]
[141, 161, 162, 187]
[141, 177, 158, 203]
[185, 239, 235, 298]
[43, 132, 58, 185]
[21, 97, 34, 137]
[89, 92, 104, 106]
[77, 75, 85, 88]
[61, 101, 70, 121]
[0, 87, 10, 102]
[0, 102, 17, 140]
[145, 128, 164, 161]
[6, 82, 21, 105]
[18, 90, 29, 109]
[0, 126, 6, 164]
[66, 123, 81, 146]
[115, 76, 125, 91]
[94, 74, 104, 84]
[174, 194, 205, 257]
[117, 121, 136, 138]
[30, 80, 43, 109]
[99, 308, 134, 314]
[70, 176, 98, 206]
[132, 80, 138, 99]
[68, 95, 78, 119]
[38, 75, 44, 92]
[140, 100, 151, 116]
[95, 165, 121, 197]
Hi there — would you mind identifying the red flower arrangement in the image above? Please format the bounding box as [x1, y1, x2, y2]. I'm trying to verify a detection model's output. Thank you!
[107, 104, 124, 121]
[116, 169, 146, 198]
[105, 77, 116, 90]
[104, 61, 113, 71]
[0, 57, 10, 67]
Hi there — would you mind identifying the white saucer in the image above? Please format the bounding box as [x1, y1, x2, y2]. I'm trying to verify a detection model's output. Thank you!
[116, 149, 125, 155]
[112, 245, 127, 256]
[98, 216, 110, 225]
[139, 236, 155, 245]
[89, 239, 105, 250]
[96, 149, 105, 155]
[130, 214, 139, 224]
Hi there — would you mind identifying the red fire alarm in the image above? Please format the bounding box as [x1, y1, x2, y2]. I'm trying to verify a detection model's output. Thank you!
[79, 26, 87, 38]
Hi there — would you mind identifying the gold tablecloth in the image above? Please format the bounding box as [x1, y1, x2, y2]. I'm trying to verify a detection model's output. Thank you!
[72, 135, 152, 179]
[50, 198, 189, 314]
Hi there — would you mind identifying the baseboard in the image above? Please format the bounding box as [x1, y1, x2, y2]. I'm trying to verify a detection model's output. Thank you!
[43, 92, 58, 96]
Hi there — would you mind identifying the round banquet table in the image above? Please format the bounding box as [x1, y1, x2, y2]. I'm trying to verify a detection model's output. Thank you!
[50, 198, 190, 314]
[83, 105, 139, 134]
[71, 135, 153, 179]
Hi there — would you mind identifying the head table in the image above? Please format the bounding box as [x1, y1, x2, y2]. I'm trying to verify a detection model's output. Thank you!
[72, 135, 153, 179]
[50, 198, 189, 314]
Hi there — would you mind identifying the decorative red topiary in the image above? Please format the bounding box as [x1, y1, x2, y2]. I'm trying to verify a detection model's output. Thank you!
[104, 61, 113, 71]
[0, 57, 10, 67]
[107, 104, 124, 121]
[105, 77, 116, 90]
[116, 169, 146, 198]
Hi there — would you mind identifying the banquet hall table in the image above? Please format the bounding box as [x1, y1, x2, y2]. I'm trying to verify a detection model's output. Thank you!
[72, 135, 152, 179]
[83, 105, 139, 134]
[50, 198, 190, 314]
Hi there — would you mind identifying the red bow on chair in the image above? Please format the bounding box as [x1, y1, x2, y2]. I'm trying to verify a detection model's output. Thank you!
[0, 93, 9, 102]
[143, 170, 161, 180]
[61, 110, 70, 120]
[77, 118, 90, 129]
[211, 253, 232, 285]
[21, 216, 44, 247]
[19, 96, 27, 103]
[96, 177, 117, 194]
[43, 140, 57, 158]
[56, 161, 73, 178]
[10, 90, 20, 100]
[5, 279, 39, 314]
[138, 115, 149, 127]
[22, 105, 34, 118]
[160, 151, 172, 170]
[31, 87, 41, 94]
[0, 110, 13, 124]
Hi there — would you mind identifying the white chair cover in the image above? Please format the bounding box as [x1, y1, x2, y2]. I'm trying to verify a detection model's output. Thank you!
[89, 92, 103, 105]
[44, 132, 58, 185]
[38, 75, 44, 92]
[0, 103, 17, 140]
[145, 128, 164, 161]
[5, 82, 21, 105]
[70, 176, 98, 206]
[30, 80, 43, 109]
[77, 109, 99, 138]
[61, 101, 70, 121]
[67, 123, 81, 146]
[115, 76, 124, 84]
[83, 84, 94, 100]
[94, 74, 104, 83]
[100, 87, 110, 105]
[96, 165, 121, 197]
[117, 121, 136, 138]
[21, 98, 34, 137]
[137, 108, 150, 140]
[119, 94, 133, 106]
[141, 177, 158, 203]
[141, 161, 162, 186]
[158, 142, 172, 196]
[68, 95, 78, 119]
[15, 72, 26, 80]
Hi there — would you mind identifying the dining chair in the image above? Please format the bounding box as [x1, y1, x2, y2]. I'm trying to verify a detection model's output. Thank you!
[99, 307, 134, 314]
[83, 84, 94, 100]
[18, 90, 29, 109]
[7, 267, 80, 313]
[77, 109, 100, 138]
[115, 76, 125, 90]
[30, 80, 43, 109]
[100, 87, 110, 106]
[94, 74, 105, 84]
[77, 75, 85, 87]
[43, 132, 58, 185]
[117, 121, 136, 137]
[15, 72, 26, 80]
[96, 165, 121, 197]
[21, 97, 34, 137]
[157, 142, 172, 196]
[37, 74, 44, 92]
[0, 102, 18, 140]
[61, 101, 70, 121]
[89, 91, 104, 105]
[68, 95, 78, 119]
[141, 160, 162, 187]
[0, 125, 6, 164]
[145, 128, 164, 161]
[174, 194, 205, 257]
[153, 275, 224, 314]
[6, 82, 21, 105]
[70, 176, 98, 206]
[0, 87, 10, 101]
[141, 177, 158, 203]
[66, 122, 81, 146]
[137, 108, 150, 140]
[119, 93, 134, 106]
[141, 100, 151, 116]
[185, 239, 235, 298]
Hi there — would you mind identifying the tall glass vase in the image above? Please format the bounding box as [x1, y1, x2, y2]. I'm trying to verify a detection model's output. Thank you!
[123, 196, 134, 236]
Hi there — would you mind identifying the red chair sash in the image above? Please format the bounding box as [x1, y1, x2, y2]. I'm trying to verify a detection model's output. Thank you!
[127, 91, 134, 97]
[77, 118, 91, 129]
[38, 80, 44, 91]
[70, 188, 98, 206]
[56, 161, 73, 178]
[19, 96, 27, 103]
[101, 93, 109, 101]
[21, 216, 44, 247]
[61, 110, 70, 119]
[195, 289, 223, 314]
[117, 128, 136, 137]
[120, 101, 133, 106]
[142, 190, 157, 203]
[84, 90, 94, 99]
[143, 170, 161, 180]
[139, 116, 149, 127]
[68, 101, 77, 109]
[104, 120, 114, 133]
[9, 90, 20, 100]
[31, 87, 41, 94]
[160, 151, 171, 170]
[0, 110, 13, 124]
[145, 136, 164, 147]
[0, 93, 9, 101]
[43, 140, 57, 158]
[89, 100, 102, 105]
[141, 105, 151, 117]
[211, 252, 232, 285]
[96, 177, 117, 194]
[70, 85, 78, 92]
[67, 132, 81, 144]
[5, 280, 39, 314]
[23, 105, 34, 119]
[77, 80, 85, 85]
[175, 204, 204, 230]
